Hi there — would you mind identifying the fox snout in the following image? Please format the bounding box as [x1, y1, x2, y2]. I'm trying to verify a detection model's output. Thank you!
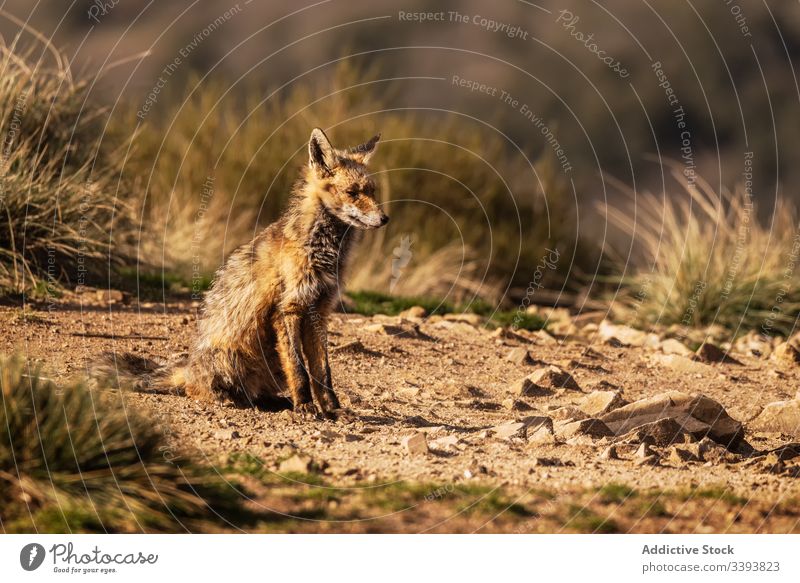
[354, 208, 389, 229]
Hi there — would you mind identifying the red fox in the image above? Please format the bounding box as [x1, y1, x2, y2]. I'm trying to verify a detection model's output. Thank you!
[96, 128, 388, 418]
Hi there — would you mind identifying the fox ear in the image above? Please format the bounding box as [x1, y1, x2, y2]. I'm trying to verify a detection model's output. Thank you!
[309, 128, 337, 174]
[350, 133, 380, 164]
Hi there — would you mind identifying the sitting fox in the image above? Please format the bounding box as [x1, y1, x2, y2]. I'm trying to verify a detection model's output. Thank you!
[98, 129, 388, 418]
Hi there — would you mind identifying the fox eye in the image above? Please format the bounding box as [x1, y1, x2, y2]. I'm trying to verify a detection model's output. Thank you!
[345, 187, 359, 198]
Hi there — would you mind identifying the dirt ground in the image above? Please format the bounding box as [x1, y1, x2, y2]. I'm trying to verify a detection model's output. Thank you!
[7, 294, 800, 533]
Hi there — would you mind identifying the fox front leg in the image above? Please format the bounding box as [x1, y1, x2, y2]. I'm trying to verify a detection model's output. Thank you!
[275, 309, 316, 417]
[301, 313, 340, 414]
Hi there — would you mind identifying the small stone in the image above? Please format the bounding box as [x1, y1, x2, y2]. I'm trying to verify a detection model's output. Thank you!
[96, 289, 124, 303]
[510, 377, 548, 397]
[696, 342, 741, 364]
[635, 442, 653, 459]
[214, 429, 241, 440]
[750, 397, 800, 437]
[528, 365, 581, 391]
[399, 306, 427, 319]
[402, 433, 429, 455]
[443, 313, 484, 326]
[579, 390, 627, 416]
[636, 455, 660, 466]
[556, 418, 613, 439]
[507, 347, 534, 366]
[650, 353, 713, 375]
[429, 435, 461, 452]
[600, 445, 619, 460]
[617, 418, 693, 447]
[528, 424, 557, 445]
[661, 338, 693, 356]
[774, 342, 800, 366]
[669, 446, 699, 464]
[502, 397, 533, 411]
[279, 454, 314, 474]
[550, 405, 588, 422]
[491, 421, 527, 440]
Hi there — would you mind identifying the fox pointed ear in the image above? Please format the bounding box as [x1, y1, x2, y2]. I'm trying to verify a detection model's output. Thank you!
[309, 128, 337, 175]
[350, 133, 380, 164]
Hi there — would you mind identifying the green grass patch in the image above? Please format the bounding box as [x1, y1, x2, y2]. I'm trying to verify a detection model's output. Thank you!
[346, 290, 546, 330]
[598, 483, 637, 504]
[564, 505, 620, 533]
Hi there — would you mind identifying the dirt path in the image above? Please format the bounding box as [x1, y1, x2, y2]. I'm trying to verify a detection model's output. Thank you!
[8, 295, 800, 533]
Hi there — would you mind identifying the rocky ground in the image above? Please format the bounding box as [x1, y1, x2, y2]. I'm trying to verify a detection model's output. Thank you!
[7, 291, 800, 533]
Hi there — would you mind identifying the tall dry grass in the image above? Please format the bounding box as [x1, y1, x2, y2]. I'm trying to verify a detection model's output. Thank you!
[605, 168, 800, 335]
[0, 31, 136, 292]
[0, 354, 246, 532]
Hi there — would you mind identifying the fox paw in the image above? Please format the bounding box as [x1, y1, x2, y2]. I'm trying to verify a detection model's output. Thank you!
[293, 402, 321, 420]
[324, 407, 356, 424]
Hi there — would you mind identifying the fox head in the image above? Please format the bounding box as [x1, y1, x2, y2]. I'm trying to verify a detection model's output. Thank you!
[307, 128, 389, 229]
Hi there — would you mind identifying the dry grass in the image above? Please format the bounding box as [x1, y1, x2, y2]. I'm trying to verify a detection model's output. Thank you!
[0, 32, 136, 292]
[604, 167, 800, 335]
[0, 354, 247, 533]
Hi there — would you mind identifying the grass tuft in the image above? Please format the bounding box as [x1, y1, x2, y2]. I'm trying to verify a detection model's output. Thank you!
[605, 168, 800, 335]
[0, 354, 247, 532]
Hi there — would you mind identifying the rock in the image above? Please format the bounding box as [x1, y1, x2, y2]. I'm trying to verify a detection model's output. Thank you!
[556, 418, 613, 439]
[402, 433, 429, 455]
[600, 391, 744, 447]
[530, 457, 569, 467]
[660, 338, 693, 356]
[528, 424, 557, 445]
[733, 331, 772, 358]
[636, 455, 660, 466]
[532, 330, 557, 345]
[491, 421, 527, 440]
[502, 397, 533, 411]
[331, 340, 382, 356]
[695, 437, 729, 463]
[598, 320, 659, 347]
[599, 445, 619, 460]
[214, 429, 241, 440]
[750, 397, 800, 436]
[510, 376, 547, 397]
[669, 446, 700, 464]
[443, 313, 484, 326]
[696, 342, 741, 364]
[522, 416, 554, 432]
[365, 322, 431, 340]
[528, 365, 581, 391]
[96, 289, 125, 303]
[506, 347, 534, 366]
[489, 327, 530, 343]
[774, 342, 800, 366]
[550, 405, 588, 422]
[635, 442, 653, 459]
[429, 435, 461, 452]
[650, 353, 713, 375]
[618, 417, 694, 447]
[399, 306, 427, 319]
[579, 390, 627, 416]
[279, 454, 314, 474]
[762, 443, 800, 461]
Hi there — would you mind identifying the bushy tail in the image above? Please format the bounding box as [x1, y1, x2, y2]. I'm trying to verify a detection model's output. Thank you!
[91, 351, 189, 394]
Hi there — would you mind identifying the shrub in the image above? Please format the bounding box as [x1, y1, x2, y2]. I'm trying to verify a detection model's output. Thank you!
[0, 354, 244, 532]
[605, 168, 800, 335]
[0, 37, 136, 292]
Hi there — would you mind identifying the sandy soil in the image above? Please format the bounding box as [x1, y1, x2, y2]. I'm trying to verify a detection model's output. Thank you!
[7, 294, 800, 533]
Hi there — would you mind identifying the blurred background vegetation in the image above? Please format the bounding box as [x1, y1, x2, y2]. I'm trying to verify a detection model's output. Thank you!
[0, 0, 799, 330]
